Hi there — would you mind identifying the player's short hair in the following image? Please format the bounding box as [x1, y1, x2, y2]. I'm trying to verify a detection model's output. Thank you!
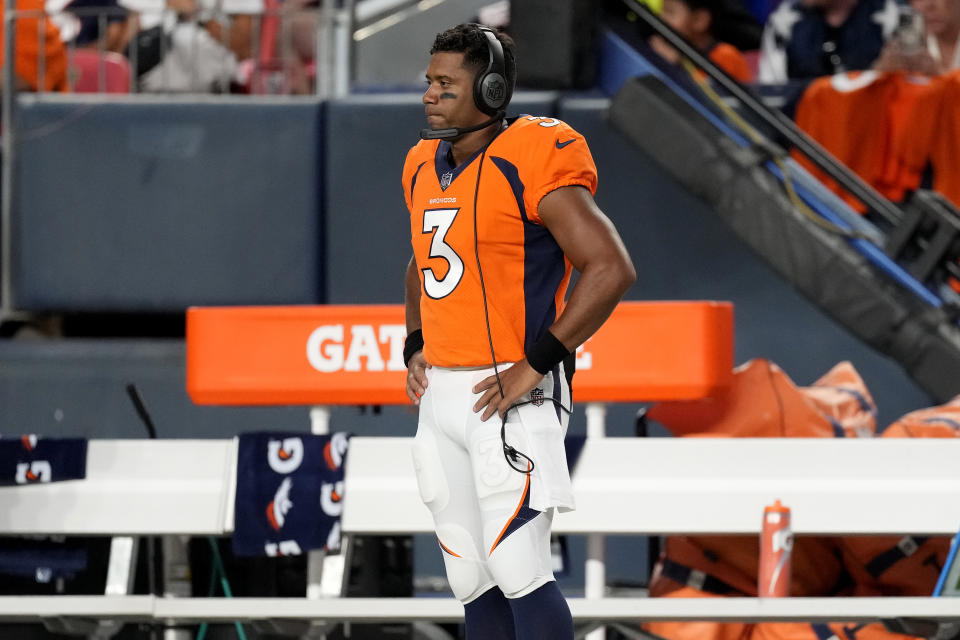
[430, 23, 518, 95]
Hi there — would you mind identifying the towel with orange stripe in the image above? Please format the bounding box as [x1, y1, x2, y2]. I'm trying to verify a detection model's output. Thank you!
[232, 431, 350, 557]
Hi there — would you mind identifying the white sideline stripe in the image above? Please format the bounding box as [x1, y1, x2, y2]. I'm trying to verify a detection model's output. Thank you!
[1, 597, 959, 623]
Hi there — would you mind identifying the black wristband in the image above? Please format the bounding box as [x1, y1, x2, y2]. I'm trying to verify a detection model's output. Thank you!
[526, 330, 570, 375]
[403, 329, 424, 368]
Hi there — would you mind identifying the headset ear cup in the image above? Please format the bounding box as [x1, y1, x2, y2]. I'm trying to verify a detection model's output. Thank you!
[473, 71, 487, 115]
[479, 72, 508, 114]
[474, 26, 510, 115]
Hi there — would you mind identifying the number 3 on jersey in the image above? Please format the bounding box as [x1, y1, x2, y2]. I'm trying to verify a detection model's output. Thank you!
[421, 208, 464, 299]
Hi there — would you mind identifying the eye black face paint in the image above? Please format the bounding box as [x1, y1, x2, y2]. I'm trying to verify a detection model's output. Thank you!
[439, 92, 457, 100]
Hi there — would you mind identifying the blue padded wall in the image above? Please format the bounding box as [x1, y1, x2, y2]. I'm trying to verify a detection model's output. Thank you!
[14, 96, 324, 311]
[0, 339, 313, 439]
[0, 337, 421, 439]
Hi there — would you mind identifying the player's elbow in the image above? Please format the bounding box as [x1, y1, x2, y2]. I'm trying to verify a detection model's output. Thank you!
[594, 255, 636, 299]
[612, 258, 637, 298]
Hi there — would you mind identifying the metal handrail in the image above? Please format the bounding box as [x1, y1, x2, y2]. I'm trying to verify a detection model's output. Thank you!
[2, 0, 17, 317]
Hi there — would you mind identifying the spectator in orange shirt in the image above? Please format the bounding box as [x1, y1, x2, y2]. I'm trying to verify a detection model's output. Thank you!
[651, 0, 755, 83]
[916, 0, 960, 71]
[0, 0, 68, 92]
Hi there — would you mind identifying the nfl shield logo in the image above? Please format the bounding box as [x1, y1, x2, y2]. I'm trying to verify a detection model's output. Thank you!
[486, 80, 505, 103]
[440, 171, 453, 189]
[530, 387, 544, 407]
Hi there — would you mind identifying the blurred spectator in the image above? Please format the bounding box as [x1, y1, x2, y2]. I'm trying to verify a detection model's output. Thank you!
[917, 0, 960, 70]
[47, 0, 133, 53]
[758, 0, 902, 83]
[712, 0, 764, 49]
[874, 0, 960, 73]
[743, 0, 781, 24]
[261, 0, 318, 94]
[790, 0, 958, 213]
[119, 0, 186, 77]
[650, 0, 754, 82]
[122, 0, 261, 92]
[0, 0, 68, 91]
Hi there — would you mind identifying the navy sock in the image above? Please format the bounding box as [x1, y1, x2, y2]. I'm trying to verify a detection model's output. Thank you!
[508, 581, 573, 640]
[463, 586, 517, 639]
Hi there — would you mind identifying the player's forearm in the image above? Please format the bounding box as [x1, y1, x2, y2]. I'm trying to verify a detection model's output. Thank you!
[405, 256, 423, 334]
[547, 256, 636, 353]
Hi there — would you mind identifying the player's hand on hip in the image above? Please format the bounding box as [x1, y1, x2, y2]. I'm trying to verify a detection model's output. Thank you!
[472, 360, 543, 422]
[406, 351, 431, 406]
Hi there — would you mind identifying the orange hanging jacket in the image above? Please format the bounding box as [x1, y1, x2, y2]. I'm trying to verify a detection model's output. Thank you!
[793, 71, 930, 208]
[896, 70, 960, 208]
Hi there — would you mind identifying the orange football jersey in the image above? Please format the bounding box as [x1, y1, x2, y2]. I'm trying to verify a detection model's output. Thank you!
[897, 70, 960, 208]
[402, 116, 598, 367]
[708, 42, 753, 84]
[793, 71, 932, 209]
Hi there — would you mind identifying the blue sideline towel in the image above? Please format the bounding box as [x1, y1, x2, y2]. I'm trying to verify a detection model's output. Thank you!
[0, 435, 88, 485]
[0, 548, 87, 583]
[232, 432, 350, 558]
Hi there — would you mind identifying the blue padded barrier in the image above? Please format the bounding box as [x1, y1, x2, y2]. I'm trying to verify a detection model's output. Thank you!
[0, 339, 428, 439]
[15, 96, 324, 311]
[0, 339, 313, 438]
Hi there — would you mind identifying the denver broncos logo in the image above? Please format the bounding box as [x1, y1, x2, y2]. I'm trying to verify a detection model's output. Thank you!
[267, 438, 304, 474]
[15, 461, 51, 484]
[265, 540, 302, 557]
[21, 435, 38, 451]
[320, 481, 344, 517]
[266, 477, 293, 531]
[323, 433, 349, 470]
[325, 521, 342, 553]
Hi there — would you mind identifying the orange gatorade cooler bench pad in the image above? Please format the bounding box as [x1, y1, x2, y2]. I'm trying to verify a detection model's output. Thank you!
[186, 301, 735, 406]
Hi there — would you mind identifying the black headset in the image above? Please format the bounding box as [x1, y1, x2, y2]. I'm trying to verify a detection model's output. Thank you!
[473, 26, 511, 116]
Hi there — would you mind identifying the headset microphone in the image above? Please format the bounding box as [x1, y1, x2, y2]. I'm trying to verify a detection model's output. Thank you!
[419, 111, 504, 140]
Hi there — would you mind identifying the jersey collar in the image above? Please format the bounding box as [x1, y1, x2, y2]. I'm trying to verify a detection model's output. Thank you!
[433, 120, 513, 191]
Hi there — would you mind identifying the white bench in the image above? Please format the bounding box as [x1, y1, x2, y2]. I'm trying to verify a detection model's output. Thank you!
[1, 437, 960, 637]
[343, 437, 960, 536]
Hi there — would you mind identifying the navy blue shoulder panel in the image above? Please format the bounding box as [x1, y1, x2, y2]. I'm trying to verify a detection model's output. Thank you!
[490, 156, 528, 223]
[489, 155, 565, 353]
[410, 161, 426, 203]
